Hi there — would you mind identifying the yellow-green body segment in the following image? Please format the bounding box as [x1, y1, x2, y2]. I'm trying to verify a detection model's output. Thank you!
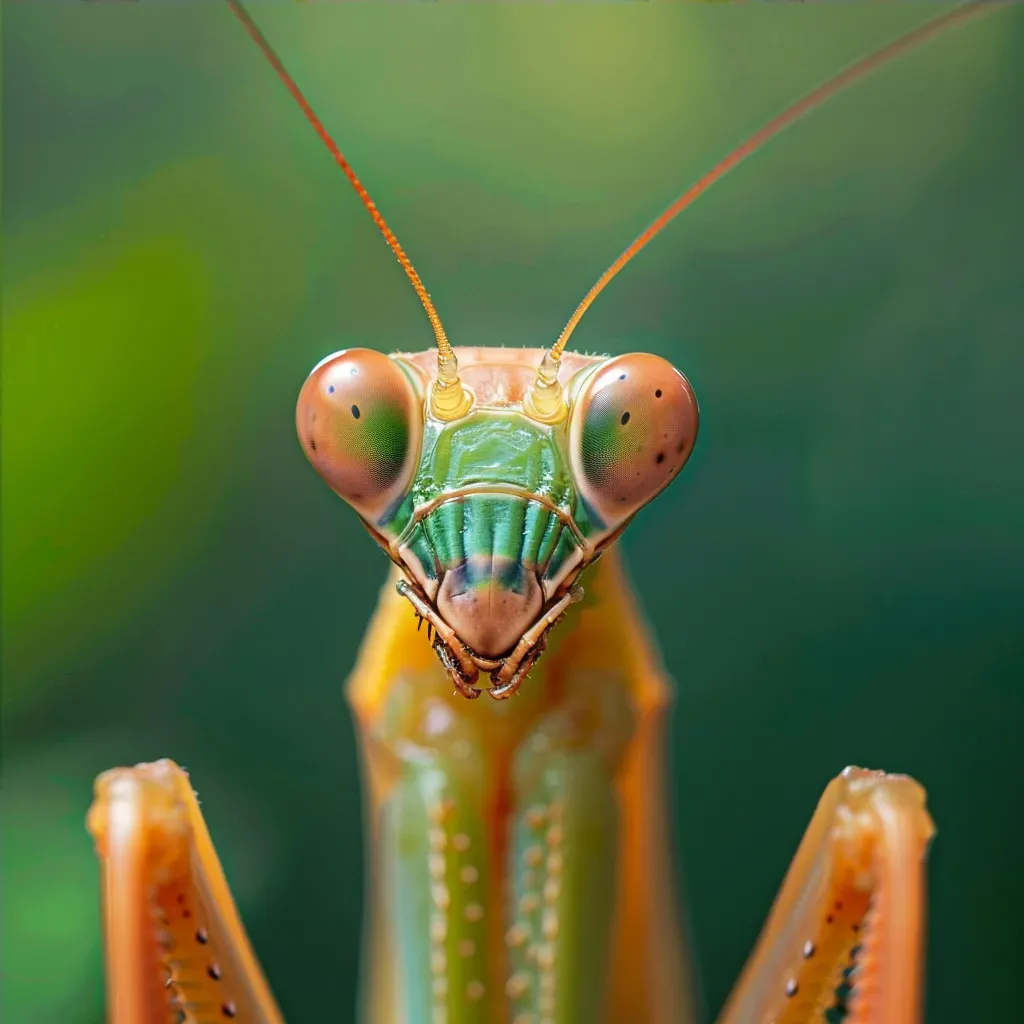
[349, 549, 696, 1024]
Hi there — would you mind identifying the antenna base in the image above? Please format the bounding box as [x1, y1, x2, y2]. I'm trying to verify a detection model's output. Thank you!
[430, 377, 473, 421]
[524, 353, 567, 424]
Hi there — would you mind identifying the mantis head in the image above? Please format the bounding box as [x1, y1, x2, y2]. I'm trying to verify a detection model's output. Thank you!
[297, 345, 698, 699]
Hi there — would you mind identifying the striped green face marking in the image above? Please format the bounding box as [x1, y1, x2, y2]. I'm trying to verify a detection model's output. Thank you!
[297, 348, 698, 684]
[397, 412, 587, 659]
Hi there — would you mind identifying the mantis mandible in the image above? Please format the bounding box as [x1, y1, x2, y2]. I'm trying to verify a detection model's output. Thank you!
[85, 3, 996, 1022]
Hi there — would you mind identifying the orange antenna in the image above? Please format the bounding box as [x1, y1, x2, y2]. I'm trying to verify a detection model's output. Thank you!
[525, 0, 1000, 420]
[226, 0, 470, 419]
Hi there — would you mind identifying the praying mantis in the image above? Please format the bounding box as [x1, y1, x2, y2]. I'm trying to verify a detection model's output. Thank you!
[84, 3, 1002, 1022]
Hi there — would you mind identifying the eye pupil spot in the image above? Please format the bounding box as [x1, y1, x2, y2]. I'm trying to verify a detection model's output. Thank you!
[619, 373, 627, 381]
[328, 385, 335, 394]
[655, 389, 662, 398]
[656, 452, 664, 464]
[620, 411, 630, 426]
[351, 404, 361, 419]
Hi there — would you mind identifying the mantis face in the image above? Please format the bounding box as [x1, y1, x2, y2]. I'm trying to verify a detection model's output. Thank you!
[297, 346, 698, 697]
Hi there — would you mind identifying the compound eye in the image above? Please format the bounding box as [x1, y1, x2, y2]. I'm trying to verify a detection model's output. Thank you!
[296, 348, 423, 520]
[569, 353, 698, 528]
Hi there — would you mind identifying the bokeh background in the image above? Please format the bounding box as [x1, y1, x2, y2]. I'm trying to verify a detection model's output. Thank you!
[4, 4, 1022, 1023]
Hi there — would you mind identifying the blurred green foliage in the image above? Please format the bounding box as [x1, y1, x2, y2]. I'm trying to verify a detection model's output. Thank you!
[3, 5, 1022, 1023]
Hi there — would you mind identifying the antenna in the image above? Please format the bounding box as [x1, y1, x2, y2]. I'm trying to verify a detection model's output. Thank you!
[525, 0, 1001, 422]
[226, 0, 470, 420]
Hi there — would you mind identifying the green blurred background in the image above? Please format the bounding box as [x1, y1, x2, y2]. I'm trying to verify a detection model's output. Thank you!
[3, 4, 1022, 1022]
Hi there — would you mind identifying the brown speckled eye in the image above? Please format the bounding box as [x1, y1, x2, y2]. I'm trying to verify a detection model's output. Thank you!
[296, 349, 423, 521]
[568, 353, 698, 528]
